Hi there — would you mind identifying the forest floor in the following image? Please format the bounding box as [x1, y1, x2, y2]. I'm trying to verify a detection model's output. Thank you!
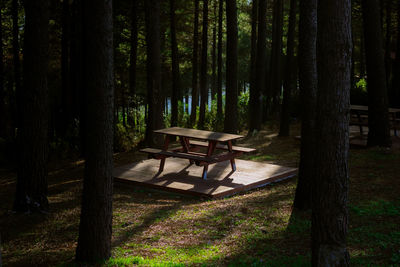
[1, 123, 400, 266]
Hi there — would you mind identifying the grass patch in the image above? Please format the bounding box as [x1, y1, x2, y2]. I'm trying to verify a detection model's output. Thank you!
[1, 124, 400, 266]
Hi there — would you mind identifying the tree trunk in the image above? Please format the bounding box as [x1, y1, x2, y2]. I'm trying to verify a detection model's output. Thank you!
[69, 0, 84, 155]
[293, 0, 317, 211]
[129, 0, 138, 127]
[12, 0, 21, 128]
[391, 0, 400, 108]
[75, 0, 114, 262]
[384, 0, 392, 90]
[211, 0, 217, 100]
[190, 0, 200, 126]
[312, 0, 352, 264]
[224, 0, 238, 133]
[198, 0, 209, 129]
[362, 0, 391, 147]
[13, 0, 49, 212]
[61, 0, 71, 137]
[268, 0, 283, 117]
[217, 0, 223, 116]
[255, 0, 267, 125]
[0, 5, 5, 138]
[279, 0, 297, 136]
[359, 32, 366, 78]
[248, 0, 260, 133]
[145, 0, 164, 146]
[170, 0, 180, 127]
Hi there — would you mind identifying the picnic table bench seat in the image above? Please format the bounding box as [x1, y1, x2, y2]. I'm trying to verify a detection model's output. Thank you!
[188, 140, 256, 153]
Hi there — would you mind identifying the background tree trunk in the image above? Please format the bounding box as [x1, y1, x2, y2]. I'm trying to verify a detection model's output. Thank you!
[211, 0, 217, 100]
[217, 0, 223, 116]
[293, 0, 317, 211]
[279, 0, 297, 136]
[255, 0, 267, 126]
[224, 0, 238, 134]
[12, 0, 21, 129]
[75, 0, 114, 262]
[248, 0, 260, 133]
[60, 0, 71, 137]
[392, 0, 400, 108]
[384, 0, 392, 90]
[190, 0, 200, 126]
[362, 0, 391, 147]
[14, 0, 49, 212]
[312, 0, 352, 264]
[0, 5, 5, 138]
[129, 0, 138, 127]
[145, 0, 164, 146]
[198, 0, 209, 129]
[170, 0, 180, 127]
[268, 0, 283, 118]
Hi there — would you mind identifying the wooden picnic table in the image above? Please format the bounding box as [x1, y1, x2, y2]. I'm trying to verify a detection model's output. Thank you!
[140, 127, 255, 180]
[350, 105, 400, 135]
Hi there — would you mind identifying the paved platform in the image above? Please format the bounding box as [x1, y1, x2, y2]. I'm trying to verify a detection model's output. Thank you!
[113, 158, 297, 198]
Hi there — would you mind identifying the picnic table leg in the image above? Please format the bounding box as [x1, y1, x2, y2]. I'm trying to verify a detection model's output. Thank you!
[159, 135, 170, 173]
[227, 140, 236, 172]
[202, 141, 217, 180]
[356, 112, 363, 135]
[202, 165, 208, 180]
[180, 137, 193, 164]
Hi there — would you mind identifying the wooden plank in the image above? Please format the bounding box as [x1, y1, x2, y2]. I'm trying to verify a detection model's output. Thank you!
[113, 158, 297, 198]
[140, 147, 213, 162]
[154, 127, 243, 142]
[189, 140, 256, 153]
[351, 105, 400, 114]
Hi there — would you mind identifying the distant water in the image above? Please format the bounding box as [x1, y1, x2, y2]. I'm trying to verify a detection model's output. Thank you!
[166, 89, 216, 114]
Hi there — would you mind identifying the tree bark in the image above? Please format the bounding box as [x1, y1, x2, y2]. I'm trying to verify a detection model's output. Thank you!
[362, 0, 391, 147]
[391, 0, 400, 108]
[312, 0, 352, 265]
[198, 0, 209, 129]
[145, 0, 164, 146]
[129, 0, 138, 127]
[384, 0, 392, 90]
[75, 0, 114, 262]
[217, 0, 223, 116]
[293, 0, 317, 211]
[211, 0, 217, 100]
[255, 0, 267, 125]
[190, 0, 200, 126]
[224, 0, 238, 134]
[268, 0, 283, 117]
[13, 0, 49, 212]
[248, 0, 260, 133]
[60, 0, 71, 136]
[69, 0, 85, 156]
[0, 5, 5, 138]
[279, 0, 297, 136]
[12, 0, 21, 127]
[170, 0, 180, 127]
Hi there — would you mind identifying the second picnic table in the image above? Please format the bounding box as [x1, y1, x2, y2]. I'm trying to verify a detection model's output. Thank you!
[140, 127, 255, 180]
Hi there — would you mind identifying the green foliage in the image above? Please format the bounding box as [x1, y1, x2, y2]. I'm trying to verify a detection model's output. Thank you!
[114, 123, 143, 152]
[355, 78, 367, 92]
[238, 90, 250, 131]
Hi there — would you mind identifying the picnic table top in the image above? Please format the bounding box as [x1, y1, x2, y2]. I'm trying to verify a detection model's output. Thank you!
[154, 127, 244, 142]
[351, 105, 400, 113]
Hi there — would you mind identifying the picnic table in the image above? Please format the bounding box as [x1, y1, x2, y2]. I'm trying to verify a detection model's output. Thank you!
[350, 105, 400, 135]
[140, 127, 255, 180]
